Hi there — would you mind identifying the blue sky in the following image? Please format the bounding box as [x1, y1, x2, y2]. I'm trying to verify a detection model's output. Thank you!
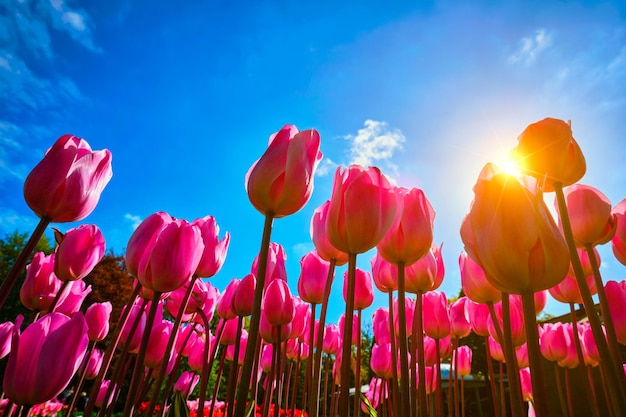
[1, 0, 626, 325]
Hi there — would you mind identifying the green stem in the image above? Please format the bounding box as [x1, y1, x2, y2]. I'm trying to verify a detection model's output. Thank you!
[554, 183, 626, 413]
[520, 291, 549, 417]
[234, 213, 275, 417]
[0, 216, 50, 309]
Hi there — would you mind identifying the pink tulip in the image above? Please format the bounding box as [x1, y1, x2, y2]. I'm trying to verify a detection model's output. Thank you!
[557, 184, 617, 247]
[187, 337, 208, 373]
[423, 336, 439, 366]
[145, 320, 176, 370]
[487, 297, 526, 347]
[510, 291, 548, 316]
[3, 313, 89, 406]
[557, 324, 580, 369]
[516, 343, 529, 369]
[95, 380, 115, 409]
[326, 165, 397, 254]
[339, 313, 360, 345]
[251, 242, 287, 289]
[459, 251, 501, 304]
[437, 335, 453, 358]
[288, 297, 310, 341]
[260, 344, 274, 373]
[465, 300, 490, 337]
[286, 339, 309, 360]
[119, 302, 147, 353]
[343, 267, 374, 310]
[166, 278, 209, 320]
[362, 378, 388, 411]
[226, 332, 248, 365]
[372, 308, 391, 344]
[262, 279, 295, 327]
[519, 367, 533, 402]
[20, 252, 65, 312]
[454, 345, 473, 377]
[220, 318, 243, 346]
[540, 323, 569, 362]
[370, 252, 398, 293]
[297, 250, 331, 305]
[138, 219, 204, 293]
[259, 312, 291, 343]
[377, 187, 435, 265]
[322, 324, 341, 355]
[54, 280, 92, 315]
[612, 198, 626, 265]
[580, 322, 600, 366]
[125, 212, 172, 278]
[393, 296, 414, 338]
[232, 273, 256, 317]
[54, 224, 105, 282]
[449, 297, 471, 339]
[605, 280, 626, 345]
[423, 291, 450, 340]
[0, 321, 14, 359]
[461, 163, 570, 293]
[23, 134, 112, 223]
[310, 201, 349, 265]
[404, 243, 444, 294]
[192, 215, 230, 278]
[488, 337, 505, 363]
[217, 279, 240, 320]
[85, 301, 112, 342]
[246, 125, 322, 217]
[80, 348, 103, 380]
[549, 272, 596, 305]
[370, 343, 394, 379]
[173, 371, 200, 399]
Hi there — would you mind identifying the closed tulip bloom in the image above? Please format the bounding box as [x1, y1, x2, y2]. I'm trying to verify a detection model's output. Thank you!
[540, 322, 569, 362]
[580, 322, 601, 366]
[217, 279, 240, 320]
[404, 243, 444, 294]
[370, 252, 398, 293]
[220, 318, 243, 346]
[259, 312, 292, 343]
[343, 267, 374, 310]
[167, 278, 209, 320]
[297, 250, 331, 305]
[461, 163, 570, 294]
[95, 380, 114, 409]
[487, 297, 526, 347]
[54, 280, 92, 315]
[612, 198, 626, 265]
[262, 279, 295, 327]
[80, 348, 103, 380]
[145, 320, 176, 369]
[20, 252, 65, 312]
[488, 337, 505, 363]
[393, 296, 414, 337]
[187, 337, 208, 373]
[3, 313, 89, 406]
[377, 186, 435, 265]
[515, 343, 529, 369]
[192, 216, 230, 278]
[423, 336, 439, 366]
[226, 332, 248, 365]
[449, 297, 471, 339]
[192, 282, 220, 326]
[286, 340, 309, 360]
[511, 117, 586, 192]
[459, 251, 501, 304]
[85, 302, 112, 342]
[322, 324, 341, 355]
[251, 242, 288, 289]
[289, 297, 310, 341]
[423, 291, 450, 340]
[125, 212, 172, 278]
[370, 343, 394, 379]
[173, 371, 200, 399]
[232, 273, 256, 317]
[0, 321, 14, 359]
[138, 219, 204, 293]
[326, 165, 397, 254]
[372, 308, 391, 344]
[54, 224, 105, 282]
[311, 201, 349, 265]
[465, 300, 491, 337]
[23, 134, 113, 223]
[519, 367, 533, 402]
[605, 280, 626, 344]
[550, 272, 596, 305]
[454, 345, 473, 377]
[119, 303, 146, 353]
[557, 184, 617, 247]
[246, 125, 322, 217]
[260, 344, 274, 373]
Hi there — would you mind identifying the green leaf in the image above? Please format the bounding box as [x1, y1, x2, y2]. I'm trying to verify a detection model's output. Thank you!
[360, 392, 378, 417]
[167, 391, 190, 417]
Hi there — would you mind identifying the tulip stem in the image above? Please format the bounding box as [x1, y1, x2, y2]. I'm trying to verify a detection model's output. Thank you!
[414, 289, 427, 417]
[339, 253, 357, 417]
[520, 291, 549, 417]
[484, 337, 501, 417]
[234, 213, 275, 417]
[353, 309, 362, 416]
[309, 259, 336, 417]
[198, 308, 215, 417]
[584, 244, 624, 369]
[388, 291, 401, 417]
[0, 216, 50, 310]
[554, 183, 626, 413]
[395, 262, 413, 417]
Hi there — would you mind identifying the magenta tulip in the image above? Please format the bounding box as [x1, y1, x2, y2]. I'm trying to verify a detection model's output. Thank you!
[540, 322, 569, 362]
[370, 343, 394, 379]
[487, 297, 526, 347]
[251, 242, 287, 289]
[167, 278, 210, 320]
[85, 301, 112, 342]
[138, 219, 204, 293]
[262, 279, 295, 327]
[220, 318, 244, 346]
[423, 291, 450, 340]
[612, 198, 626, 265]
[310, 201, 349, 265]
[454, 345, 473, 377]
[377, 186, 435, 266]
[343, 267, 374, 310]
[54, 280, 92, 315]
[259, 312, 292, 343]
[0, 321, 14, 359]
[20, 252, 65, 312]
[372, 308, 391, 344]
[246, 125, 322, 217]
[54, 224, 105, 282]
[23, 134, 112, 223]
[289, 297, 310, 341]
[297, 250, 331, 305]
[192, 216, 230, 278]
[119, 302, 147, 353]
[125, 212, 172, 278]
[217, 279, 240, 320]
[80, 348, 103, 380]
[322, 324, 341, 355]
[173, 371, 200, 399]
[232, 273, 256, 317]
[145, 320, 176, 370]
[3, 313, 89, 406]
[465, 300, 490, 337]
[326, 165, 397, 254]
[519, 367, 533, 402]
[95, 380, 115, 409]
[404, 243, 444, 294]
[226, 332, 248, 365]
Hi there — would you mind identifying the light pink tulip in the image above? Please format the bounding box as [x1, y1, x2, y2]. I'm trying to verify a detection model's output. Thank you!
[20, 252, 65, 312]
[465, 300, 490, 337]
[449, 297, 471, 339]
[251, 242, 287, 289]
[343, 267, 373, 310]
[540, 323, 569, 362]
[370, 252, 398, 293]
[404, 243, 444, 294]
[423, 291, 450, 340]
[297, 250, 331, 304]
[125, 212, 172, 278]
[192, 215, 230, 278]
[310, 201, 349, 265]
[246, 125, 322, 217]
[459, 251, 501, 304]
[217, 279, 240, 320]
[54, 224, 105, 282]
[23, 134, 112, 223]
[605, 280, 626, 345]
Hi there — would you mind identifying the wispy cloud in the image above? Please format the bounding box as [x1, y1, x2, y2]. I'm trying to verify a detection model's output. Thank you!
[316, 157, 338, 177]
[508, 29, 551, 65]
[0, 208, 37, 236]
[342, 120, 405, 180]
[124, 214, 142, 230]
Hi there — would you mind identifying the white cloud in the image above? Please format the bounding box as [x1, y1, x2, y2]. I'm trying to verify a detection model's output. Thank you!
[316, 156, 338, 177]
[0, 209, 37, 235]
[508, 29, 551, 65]
[345, 120, 406, 167]
[292, 242, 313, 259]
[124, 214, 142, 230]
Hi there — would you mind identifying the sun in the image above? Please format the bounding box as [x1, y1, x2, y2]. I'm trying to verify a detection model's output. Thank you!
[499, 157, 523, 178]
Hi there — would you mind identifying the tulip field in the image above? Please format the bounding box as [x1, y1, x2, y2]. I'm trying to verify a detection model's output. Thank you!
[1, 118, 626, 417]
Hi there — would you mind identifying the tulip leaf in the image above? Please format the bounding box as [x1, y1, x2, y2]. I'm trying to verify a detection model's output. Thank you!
[167, 391, 190, 417]
[245, 401, 256, 417]
[360, 392, 379, 417]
